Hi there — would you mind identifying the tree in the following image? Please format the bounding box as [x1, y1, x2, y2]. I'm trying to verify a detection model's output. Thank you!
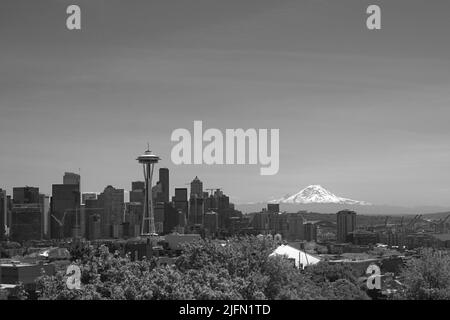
[305, 261, 360, 285]
[396, 248, 450, 300]
[35, 237, 372, 300]
[321, 279, 370, 300]
[304, 261, 369, 300]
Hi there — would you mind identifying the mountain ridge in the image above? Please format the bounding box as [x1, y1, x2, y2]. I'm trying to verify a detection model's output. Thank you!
[268, 185, 370, 205]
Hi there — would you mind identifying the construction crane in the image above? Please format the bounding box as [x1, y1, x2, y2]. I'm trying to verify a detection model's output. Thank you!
[434, 214, 450, 233]
[408, 214, 422, 232]
[407, 214, 419, 228]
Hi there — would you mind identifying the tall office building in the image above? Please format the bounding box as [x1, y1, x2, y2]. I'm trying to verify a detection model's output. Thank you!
[269, 212, 288, 236]
[152, 182, 163, 202]
[287, 212, 304, 240]
[154, 202, 165, 234]
[0, 189, 7, 240]
[159, 168, 169, 203]
[10, 187, 42, 241]
[190, 176, 203, 198]
[173, 188, 188, 225]
[97, 185, 124, 238]
[189, 197, 204, 226]
[123, 202, 143, 238]
[63, 172, 81, 185]
[336, 210, 356, 243]
[163, 203, 179, 234]
[304, 222, 318, 242]
[130, 181, 145, 204]
[51, 183, 80, 239]
[82, 192, 97, 205]
[251, 211, 270, 234]
[11, 203, 42, 242]
[39, 194, 51, 238]
[84, 198, 104, 240]
[204, 211, 219, 235]
[13, 186, 40, 204]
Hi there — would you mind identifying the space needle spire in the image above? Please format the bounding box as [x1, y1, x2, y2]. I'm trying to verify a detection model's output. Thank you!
[137, 145, 161, 236]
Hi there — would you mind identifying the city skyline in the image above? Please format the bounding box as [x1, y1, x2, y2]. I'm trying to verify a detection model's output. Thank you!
[2, 0, 450, 206]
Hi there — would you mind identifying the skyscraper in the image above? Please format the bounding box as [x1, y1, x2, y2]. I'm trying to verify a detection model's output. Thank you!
[39, 193, 51, 238]
[84, 198, 104, 240]
[51, 184, 80, 239]
[159, 168, 169, 203]
[190, 176, 203, 198]
[0, 189, 7, 240]
[97, 185, 124, 238]
[63, 172, 81, 185]
[287, 212, 304, 241]
[189, 197, 204, 226]
[304, 222, 318, 242]
[11, 203, 42, 242]
[337, 210, 356, 243]
[82, 192, 97, 205]
[173, 188, 188, 228]
[130, 181, 145, 204]
[13, 186, 40, 204]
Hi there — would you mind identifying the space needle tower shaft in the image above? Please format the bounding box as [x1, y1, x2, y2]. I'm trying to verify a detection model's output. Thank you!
[137, 146, 160, 236]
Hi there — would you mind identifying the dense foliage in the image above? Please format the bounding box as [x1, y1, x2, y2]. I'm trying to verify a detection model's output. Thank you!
[35, 237, 374, 300]
[395, 248, 450, 300]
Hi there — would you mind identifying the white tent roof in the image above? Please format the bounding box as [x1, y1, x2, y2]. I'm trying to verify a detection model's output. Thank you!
[270, 244, 321, 269]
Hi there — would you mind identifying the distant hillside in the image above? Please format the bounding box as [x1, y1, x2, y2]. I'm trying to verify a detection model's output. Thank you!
[236, 202, 450, 216]
[421, 211, 450, 220]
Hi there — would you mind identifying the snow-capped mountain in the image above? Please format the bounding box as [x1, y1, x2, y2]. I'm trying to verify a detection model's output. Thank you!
[269, 185, 370, 205]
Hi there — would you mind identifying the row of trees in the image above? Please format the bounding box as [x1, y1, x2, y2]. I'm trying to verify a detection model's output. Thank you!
[33, 237, 450, 300]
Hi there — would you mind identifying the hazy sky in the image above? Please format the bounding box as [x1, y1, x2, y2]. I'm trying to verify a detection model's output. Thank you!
[1, 0, 450, 206]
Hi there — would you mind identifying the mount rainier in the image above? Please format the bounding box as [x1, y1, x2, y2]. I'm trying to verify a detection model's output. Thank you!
[268, 185, 371, 205]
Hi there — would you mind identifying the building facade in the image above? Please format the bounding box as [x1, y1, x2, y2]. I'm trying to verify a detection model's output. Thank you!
[337, 210, 356, 243]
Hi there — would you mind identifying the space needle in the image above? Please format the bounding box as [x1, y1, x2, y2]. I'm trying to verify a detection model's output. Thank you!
[137, 145, 161, 237]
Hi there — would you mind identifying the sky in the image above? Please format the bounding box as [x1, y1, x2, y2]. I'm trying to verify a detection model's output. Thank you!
[1, 0, 450, 206]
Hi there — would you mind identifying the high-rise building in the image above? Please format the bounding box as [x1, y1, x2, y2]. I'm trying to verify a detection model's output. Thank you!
[336, 210, 356, 243]
[163, 203, 179, 234]
[304, 222, 318, 242]
[159, 168, 169, 203]
[130, 181, 145, 204]
[39, 194, 51, 238]
[152, 182, 163, 202]
[189, 197, 204, 226]
[124, 202, 143, 238]
[190, 176, 203, 198]
[204, 211, 219, 235]
[97, 185, 124, 238]
[82, 192, 97, 205]
[51, 184, 80, 239]
[1, 189, 7, 240]
[287, 213, 304, 240]
[13, 186, 40, 204]
[63, 172, 80, 185]
[84, 198, 104, 240]
[154, 201, 165, 234]
[11, 203, 42, 242]
[252, 211, 270, 234]
[173, 188, 188, 221]
[269, 212, 288, 236]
